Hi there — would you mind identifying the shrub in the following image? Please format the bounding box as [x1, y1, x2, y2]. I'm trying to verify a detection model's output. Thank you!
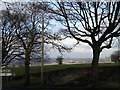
[111, 50, 120, 63]
[56, 56, 63, 65]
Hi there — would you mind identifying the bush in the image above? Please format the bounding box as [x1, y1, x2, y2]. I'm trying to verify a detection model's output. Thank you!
[111, 50, 120, 63]
[56, 56, 63, 65]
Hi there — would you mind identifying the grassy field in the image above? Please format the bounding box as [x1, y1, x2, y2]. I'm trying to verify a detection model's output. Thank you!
[3, 64, 92, 76]
[2, 63, 120, 88]
[3, 63, 118, 76]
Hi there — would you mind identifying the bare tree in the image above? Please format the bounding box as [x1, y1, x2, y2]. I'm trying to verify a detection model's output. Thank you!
[56, 56, 63, 65]
[4, 2, 42, 85]
[0, 10, 18, 66]
[4, 1, 71, 86]
[49, 1, 120, 87]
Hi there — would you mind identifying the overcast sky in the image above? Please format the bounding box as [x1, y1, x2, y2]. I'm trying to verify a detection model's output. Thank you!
[47, 21, 119, 59]
[48, 39, 118, 59]
[0, 0, 119, 59]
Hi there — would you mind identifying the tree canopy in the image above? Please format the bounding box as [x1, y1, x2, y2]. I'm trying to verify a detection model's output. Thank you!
[48, 1, 120, 87]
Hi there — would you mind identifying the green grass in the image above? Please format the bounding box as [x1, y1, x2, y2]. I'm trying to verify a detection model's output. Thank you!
[3, 63, 120, 88]
[98, 63, 119, 66]
[3, 64, 91, 76]
[3, 63, 119, 77]
[52, 74, 80, 85]
[3, 79, 25, 88]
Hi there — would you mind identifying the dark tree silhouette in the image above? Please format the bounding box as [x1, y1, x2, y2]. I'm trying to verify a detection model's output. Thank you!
[0, 10, 18, 66]
[56, 56, 63, 65]
[49, 1, 120, 87]
[4, 2, 44, 85]
[4, 1, 71, 86]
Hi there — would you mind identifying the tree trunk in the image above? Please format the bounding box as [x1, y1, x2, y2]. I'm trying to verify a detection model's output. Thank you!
[91, 47, 100, 88]
[24, 52, 30, 86]
[41, 14, 44, 85]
